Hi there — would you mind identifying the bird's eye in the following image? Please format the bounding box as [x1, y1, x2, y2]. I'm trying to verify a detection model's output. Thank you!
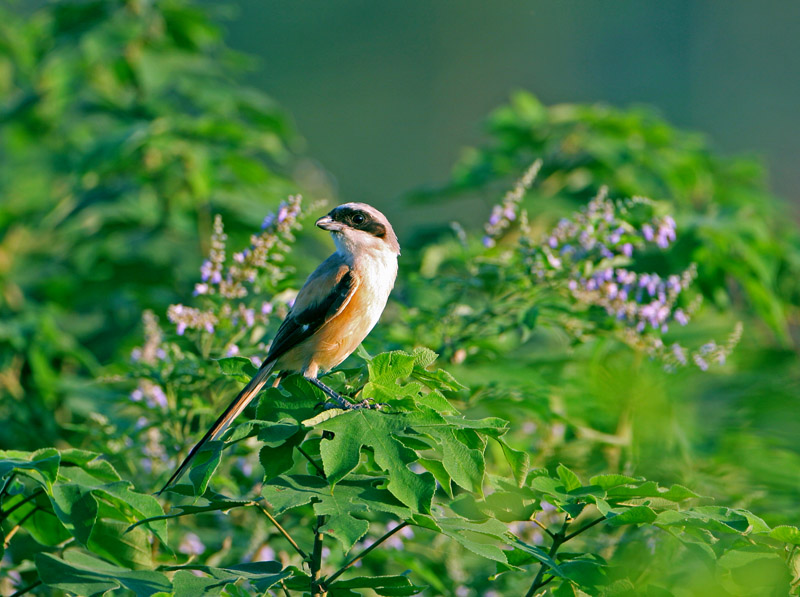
[352, 213, 365, 225]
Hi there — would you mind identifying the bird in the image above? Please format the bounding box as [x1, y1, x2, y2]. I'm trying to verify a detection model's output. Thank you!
[158, 202, 400, 494]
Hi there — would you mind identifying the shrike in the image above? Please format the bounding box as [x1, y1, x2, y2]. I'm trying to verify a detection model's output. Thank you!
[159, 203, 400, 493]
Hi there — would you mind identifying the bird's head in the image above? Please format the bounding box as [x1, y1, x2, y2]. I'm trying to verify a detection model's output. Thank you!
[316, 203, 400, 257]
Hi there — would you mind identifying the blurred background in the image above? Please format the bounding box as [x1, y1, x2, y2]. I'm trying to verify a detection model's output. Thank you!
[222, 0, 800, 233]
[2, 1, 800, 593]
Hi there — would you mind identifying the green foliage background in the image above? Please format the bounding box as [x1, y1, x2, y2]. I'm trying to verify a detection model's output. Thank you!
[1, 2, 799, 596]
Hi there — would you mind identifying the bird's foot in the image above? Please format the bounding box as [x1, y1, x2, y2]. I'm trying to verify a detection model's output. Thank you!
[309, 377, 383, 411]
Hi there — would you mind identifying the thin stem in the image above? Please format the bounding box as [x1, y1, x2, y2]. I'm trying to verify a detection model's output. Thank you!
[326, 522, 410, 585]
[525, 532, 563, 597]
[1, 488, 44, 520]
[253, 503, 308, 560]
[4, 506, 39, 547]
[310, 516, 325, 597]
[564, 516, 606, 542]
[0, 472, 17, 501]
[524, 515, 607, 596]
[279, 579, 292, 597]
[297, 446, 326, 478]
[9, 580, 43, 597]
[532, 516, 555, 538]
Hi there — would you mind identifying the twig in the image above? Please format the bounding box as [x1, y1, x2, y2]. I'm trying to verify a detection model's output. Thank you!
[253, 503, 308, 560]
[524, 515, 607, 596]
[0, 472, 17, 501]
[279, 579, 292, 597]
[4, 506, 39, 548]
[9, 580, 43, 597]
[524, 530, 563, 597]
[532, 516, 555, 538]
[310, 515, 325, 597]
[1, 488, 44, 520]
[326, 522, 410, 585]
[297, 446, 326, 478]
[564, 516, 605, 542]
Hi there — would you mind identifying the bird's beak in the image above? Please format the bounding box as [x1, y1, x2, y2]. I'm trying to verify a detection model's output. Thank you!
[315, 215, 342, 231]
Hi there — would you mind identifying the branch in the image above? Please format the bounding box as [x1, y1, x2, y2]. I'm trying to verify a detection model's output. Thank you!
[564, 516, 606, 542]
[326, 522, 410, 586]
[9, 580, 43, 597]
[310, 515, 325, 597]
[524, 515, 607, 596]
[297, 446, 326, 479]
[0, 488, 44, 520]
[532, 516, 555, 538]
[253, 503, 308, 560]
[4, 506, 39, 548]
[0, 472, 17, 501]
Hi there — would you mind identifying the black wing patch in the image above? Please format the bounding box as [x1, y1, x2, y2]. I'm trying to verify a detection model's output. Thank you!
[264, 269, 356, 365]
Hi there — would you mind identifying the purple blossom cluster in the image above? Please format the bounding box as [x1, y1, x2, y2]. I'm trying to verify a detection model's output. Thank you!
[482, 160, 542, 248]
[529, 191, 695, 335]
[167, 196, 305, 343]
[194, 195, 304, 300]
[526, 189, 741, 371]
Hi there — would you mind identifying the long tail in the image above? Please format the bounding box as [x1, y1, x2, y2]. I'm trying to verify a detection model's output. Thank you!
[158, 360, 276, 495]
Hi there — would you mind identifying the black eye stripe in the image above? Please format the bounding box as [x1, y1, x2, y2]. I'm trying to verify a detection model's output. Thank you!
[329, 206, 386, 238]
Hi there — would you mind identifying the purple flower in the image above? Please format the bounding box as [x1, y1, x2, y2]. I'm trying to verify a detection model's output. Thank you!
[674, 309, 688, 325]
[261, 213, 275, 229]
[482, 236, 496, 248]
[176, 323, 186, 336]
[148, 386, 168, 410]
[193, 283, 209, 296]
[693, 354, 709, 371]
[254, 544, 275, 561]
[179, 532, 206, 556]
[277, 204, 289, 223]
[621, 243, 633, 257]
[642, 224, 654, 241]
[548, 236, 558, 248]
[200, 260, 213, 281]
[226, 344, 240, 357]
[261, 302, 273, 315]
[204, 322, 215, 334]
[130, 389, 144, 402]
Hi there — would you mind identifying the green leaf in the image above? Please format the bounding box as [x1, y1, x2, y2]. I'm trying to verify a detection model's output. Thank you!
[510, 537, 565, 577]
[186, 441, 223, 496]
[557, 464, 582, 492]
[769, 525, 800, 546]
[262, 475, 411, 551]
[588, 474, 641, 490]
[216, 356, 259, 383]
[434, 517, 509, 562]
[36, 551, 171, 596]
[316, 410, 438, 513]
[169, 562, 289, 597]
[607, 505, 657, 526]
[499, 440, 530, 486]
[0, 448, 60, 486]
[329, 575, 424, 596]
[368, 351, 416, 385]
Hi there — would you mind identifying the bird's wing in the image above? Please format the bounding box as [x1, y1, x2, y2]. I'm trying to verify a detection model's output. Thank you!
[264, 255, 358, 364]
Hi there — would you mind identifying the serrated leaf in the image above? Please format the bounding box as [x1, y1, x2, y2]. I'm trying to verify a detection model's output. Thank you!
[607, 505, 656, 526]
[368, 351, 416, 385]
[329, 574, 424, 596]
[262, 475, 411, 551]
[169, 561, 289, 597]
[769, 525, 800, 545]
[36, 550, 171, 596]
[499, 440, 529, 486]
[435, 517, 509, 562]
[316, 410, 438, 513]
[0, 448, 60, 486]
[588, 474, 641, 490]
[216, 356, 258, 383]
